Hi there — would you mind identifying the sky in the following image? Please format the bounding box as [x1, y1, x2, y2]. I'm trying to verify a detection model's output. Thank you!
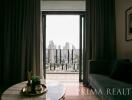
[46, 15, 79, 49]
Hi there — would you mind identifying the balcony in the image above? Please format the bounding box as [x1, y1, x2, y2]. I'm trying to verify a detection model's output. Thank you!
[46, 49, 79, 73]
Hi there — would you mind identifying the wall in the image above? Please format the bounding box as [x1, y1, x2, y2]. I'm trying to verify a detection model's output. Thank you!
[116, 0, 132, 60]
[41, 0, 86, 11]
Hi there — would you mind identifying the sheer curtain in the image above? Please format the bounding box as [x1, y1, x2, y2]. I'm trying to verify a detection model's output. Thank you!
[84, 0, 116, 84]
[0, 0, 40, 87]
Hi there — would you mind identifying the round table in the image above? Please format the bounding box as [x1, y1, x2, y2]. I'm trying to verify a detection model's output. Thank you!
[1, 80, 65, 100]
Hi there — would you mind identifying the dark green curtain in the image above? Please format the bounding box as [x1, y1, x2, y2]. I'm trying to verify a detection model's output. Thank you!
[86, 0, 116, 60]
[83, 0, 116, 84]
[0, 0, 40, 88]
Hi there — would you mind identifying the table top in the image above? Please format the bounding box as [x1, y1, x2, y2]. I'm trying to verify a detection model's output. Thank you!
[1, 80, 65, 100]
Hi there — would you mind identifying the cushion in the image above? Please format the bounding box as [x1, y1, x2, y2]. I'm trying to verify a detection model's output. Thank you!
[89, 74, 132, 100]
[89, 60, 110, 75]
[110, 60, 132, 84]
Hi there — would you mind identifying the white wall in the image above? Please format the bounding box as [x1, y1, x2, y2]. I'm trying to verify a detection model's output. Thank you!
[116, 0, 132, 60]
[41, 0, 86, 11]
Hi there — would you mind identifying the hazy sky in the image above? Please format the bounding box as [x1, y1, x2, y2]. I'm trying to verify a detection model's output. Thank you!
[46, 15, 79, 49]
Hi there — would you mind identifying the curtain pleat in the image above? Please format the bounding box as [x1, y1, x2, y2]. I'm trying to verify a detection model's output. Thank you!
[0, 0, 40, 87]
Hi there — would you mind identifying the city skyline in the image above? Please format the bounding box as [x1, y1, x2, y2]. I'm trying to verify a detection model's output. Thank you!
[47, 40, 77, 49]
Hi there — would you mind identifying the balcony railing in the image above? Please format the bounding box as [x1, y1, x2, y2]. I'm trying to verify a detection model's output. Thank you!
[46, 49, 79, 73]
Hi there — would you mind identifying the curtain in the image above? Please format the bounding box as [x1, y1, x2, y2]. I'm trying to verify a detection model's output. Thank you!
[40, 12, 44, 79]
[86, 0, 116, 60]
[83, 0, 116, 84]
[0, 0, 40, 87]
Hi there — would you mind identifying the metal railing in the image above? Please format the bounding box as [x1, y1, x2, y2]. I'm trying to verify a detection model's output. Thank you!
[46, 49, 79, 73]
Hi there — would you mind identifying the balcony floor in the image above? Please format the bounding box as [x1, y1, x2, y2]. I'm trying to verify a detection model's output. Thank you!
[46, 73, 79, 81]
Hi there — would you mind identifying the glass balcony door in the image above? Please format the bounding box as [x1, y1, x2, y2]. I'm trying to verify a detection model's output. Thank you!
[79, 15, 85, 82]
[42, 12, 85, 82]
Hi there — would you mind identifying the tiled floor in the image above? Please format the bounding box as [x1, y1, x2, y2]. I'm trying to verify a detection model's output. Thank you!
[46, 74, 99, 100]
[46, 73, 79, 81]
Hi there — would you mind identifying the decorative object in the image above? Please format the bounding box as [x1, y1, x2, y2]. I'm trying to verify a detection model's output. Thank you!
[125, 7, 132, 41]
[20, 84, 47, 96]
[20, 71, 47, 96]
